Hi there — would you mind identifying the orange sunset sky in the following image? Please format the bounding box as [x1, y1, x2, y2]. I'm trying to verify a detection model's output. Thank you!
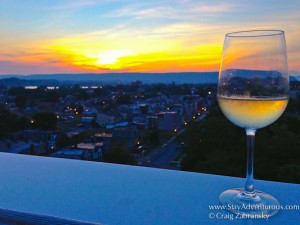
[0, 0, 299, 75]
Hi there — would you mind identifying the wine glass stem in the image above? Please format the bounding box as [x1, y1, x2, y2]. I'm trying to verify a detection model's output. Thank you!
[245, 129, 256, 194]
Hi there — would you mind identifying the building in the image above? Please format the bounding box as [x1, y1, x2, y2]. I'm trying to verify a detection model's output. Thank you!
[132, 114, 148, 128]
[157, 111, 180, 131]
[112, 126, 139, 149]
[183, 100, 198, 120]
[148, 116, 158, 130]
[77, 142, 103, 161]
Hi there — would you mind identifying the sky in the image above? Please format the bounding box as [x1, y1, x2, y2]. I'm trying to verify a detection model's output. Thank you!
[0, 0, 299, 75]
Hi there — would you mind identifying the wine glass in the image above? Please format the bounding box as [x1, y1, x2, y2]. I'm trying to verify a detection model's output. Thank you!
[217, 30, 289, 217]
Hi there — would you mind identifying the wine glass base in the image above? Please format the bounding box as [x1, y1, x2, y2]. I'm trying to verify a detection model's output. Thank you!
[219, 188, 280, 217]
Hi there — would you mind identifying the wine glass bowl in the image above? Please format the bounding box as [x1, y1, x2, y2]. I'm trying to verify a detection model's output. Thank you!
[217, 30, 289, 217]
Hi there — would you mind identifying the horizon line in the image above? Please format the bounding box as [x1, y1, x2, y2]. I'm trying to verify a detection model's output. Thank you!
[0, 71, 219, 76]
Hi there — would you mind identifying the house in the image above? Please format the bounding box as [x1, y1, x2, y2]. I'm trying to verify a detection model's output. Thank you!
[50, 148, 90, 160]
[0, 140, 45, 155]
[13, 130, 60, 152]
[146, 103, 161, 114]
[106, 122, 129, 129]
[128, 104, 141, 114]
[77, 142, 103, 161]
[90, 107, 114, 126]
[94, 133, 113, 154]
[65, 131, 80, 138]
[81, 111, 96, 124]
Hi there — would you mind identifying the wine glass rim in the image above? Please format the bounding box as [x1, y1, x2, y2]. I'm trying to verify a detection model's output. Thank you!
[226, 30, 284, 37]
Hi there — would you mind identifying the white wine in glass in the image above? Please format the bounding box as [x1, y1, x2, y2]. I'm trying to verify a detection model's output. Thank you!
[218, 30, 289, 217]
[218, 96, 288, 129]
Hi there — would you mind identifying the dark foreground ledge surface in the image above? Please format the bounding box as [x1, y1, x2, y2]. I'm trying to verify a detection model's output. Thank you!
[0, 152, 299, 225]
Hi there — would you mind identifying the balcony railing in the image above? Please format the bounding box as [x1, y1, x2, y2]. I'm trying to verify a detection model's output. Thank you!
[0, 152, 299, 225]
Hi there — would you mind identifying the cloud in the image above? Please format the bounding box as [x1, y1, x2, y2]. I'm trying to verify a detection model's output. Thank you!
[152, 23, 223, 36]
[0, 59, 79, 75]
[108, 1, 237, 20]
[52, 0, 97, 10]
[190, 2, 238, 14]
[1, 0, 299, 74]
[109, 5, 176, 19]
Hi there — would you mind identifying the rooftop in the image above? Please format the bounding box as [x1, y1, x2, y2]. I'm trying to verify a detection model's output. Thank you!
[77, 142, 103, 150]
[0, 152, 299, 225]
[52, 149, 85, 156]
[95, 133, 113, 138]
[0, 141, 40, 154]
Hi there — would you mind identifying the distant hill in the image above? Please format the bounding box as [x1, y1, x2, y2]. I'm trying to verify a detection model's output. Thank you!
[0, 72, 299, 87]
[0, 77, 60, 87]
[0, 72, 218, 86]
[290, 71, 300, 81]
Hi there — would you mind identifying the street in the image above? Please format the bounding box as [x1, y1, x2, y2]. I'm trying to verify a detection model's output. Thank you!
[137, 113, 207, 170]
[141, 142, 180, 170]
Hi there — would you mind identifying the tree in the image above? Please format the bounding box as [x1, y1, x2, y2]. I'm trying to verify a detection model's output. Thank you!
[16, 116, 31, 130]
[181, 106, 300, 184]
[104, 141, 135, 165]
[76, 105, 84, 114]
[45, 90, 59, 102]
[0, 104, 17, 138]
[181, 109, 245, 177]
[149, 131, 160, 147]
[15, 94, 27, 110]
[32, 112, 57, 130]
[116, 94, 131, 104]
[91, 118, 100, 128]
[29, 144, 36, 155]
[278, 164, 300, 184]
[77, 90, 89, 100]
[9, 87, 26, 96]
[93, 87, 108, 97]
[56, 134, 72, 148]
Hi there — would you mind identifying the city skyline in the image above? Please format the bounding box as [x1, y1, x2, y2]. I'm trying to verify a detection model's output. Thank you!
[0, 0, 300, 75]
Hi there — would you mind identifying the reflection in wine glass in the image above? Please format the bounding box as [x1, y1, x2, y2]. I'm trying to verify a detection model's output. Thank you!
[217, 30, 289, 217]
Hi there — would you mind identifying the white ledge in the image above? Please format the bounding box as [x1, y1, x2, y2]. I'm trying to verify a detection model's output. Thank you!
[0, 152, 299, 225]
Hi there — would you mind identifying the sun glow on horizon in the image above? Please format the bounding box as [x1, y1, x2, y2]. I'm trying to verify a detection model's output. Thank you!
[39, 32, 222, 73]
[0, 0, 299, 75]
[95, 50, 133, 66]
